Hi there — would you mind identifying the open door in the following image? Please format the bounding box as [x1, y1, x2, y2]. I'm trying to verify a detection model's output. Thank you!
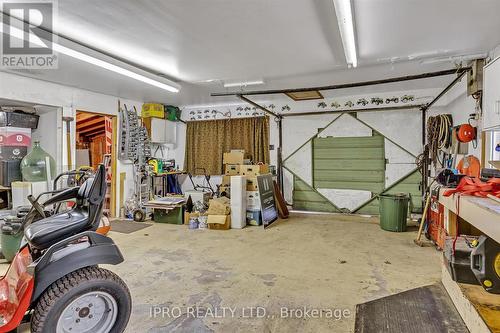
[75, 111, 116, 216]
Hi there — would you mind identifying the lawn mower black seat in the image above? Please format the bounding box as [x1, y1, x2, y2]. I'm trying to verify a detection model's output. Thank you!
[24, 165, 107, 250]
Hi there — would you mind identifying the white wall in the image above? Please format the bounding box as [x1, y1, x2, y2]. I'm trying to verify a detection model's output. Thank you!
[179, 87, 440, 205]
[31, 106, 64, 185]
[0, 71, 143, 216]
[427, 79, 482, 166]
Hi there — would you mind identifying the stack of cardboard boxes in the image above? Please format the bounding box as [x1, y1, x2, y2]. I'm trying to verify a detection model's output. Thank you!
[221, 150, 269, 226]
[207, 196, 231, 230]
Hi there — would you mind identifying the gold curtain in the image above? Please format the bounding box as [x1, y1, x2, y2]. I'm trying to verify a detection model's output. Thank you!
[185, 116, 270, 175]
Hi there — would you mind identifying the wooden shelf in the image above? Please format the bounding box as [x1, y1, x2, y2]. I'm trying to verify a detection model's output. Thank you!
[442, 263, 500, 333]
[439, 189, 500, 243]
[438, 189, 500, 332]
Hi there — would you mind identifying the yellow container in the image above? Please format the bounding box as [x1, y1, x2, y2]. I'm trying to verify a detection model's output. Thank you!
[141, 103, 165, 118]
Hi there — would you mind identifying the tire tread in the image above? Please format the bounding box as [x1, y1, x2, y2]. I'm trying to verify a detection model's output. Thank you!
[31, 266, 130, 333]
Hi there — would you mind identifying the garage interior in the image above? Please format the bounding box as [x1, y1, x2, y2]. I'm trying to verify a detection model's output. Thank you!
[0, 1, 499, 332]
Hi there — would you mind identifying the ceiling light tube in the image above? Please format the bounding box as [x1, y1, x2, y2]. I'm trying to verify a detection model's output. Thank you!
[223, 80, 264, 88]
[0, 22, 180, 93]
[333, 0, 357, 68]
[52, 44, 180, 92]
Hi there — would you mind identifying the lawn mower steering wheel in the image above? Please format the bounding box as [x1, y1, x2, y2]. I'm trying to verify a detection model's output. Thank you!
[28, 195, 46, 218]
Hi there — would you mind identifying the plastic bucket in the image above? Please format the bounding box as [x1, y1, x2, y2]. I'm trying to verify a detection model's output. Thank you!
[378, 193, 409, 232]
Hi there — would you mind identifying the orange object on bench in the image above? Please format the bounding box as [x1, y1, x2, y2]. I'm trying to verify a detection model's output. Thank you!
[443, 177, 500, 198]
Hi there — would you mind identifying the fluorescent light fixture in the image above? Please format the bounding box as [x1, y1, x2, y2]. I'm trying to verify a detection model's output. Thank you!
[0, 22, 180, 93]
[223, 80, 264, 88]
[332, 0, 357, 68]
[52, 44, 180, 92]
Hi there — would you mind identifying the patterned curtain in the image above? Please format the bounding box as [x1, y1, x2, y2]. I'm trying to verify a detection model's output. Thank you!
[185, 116, 270, 175]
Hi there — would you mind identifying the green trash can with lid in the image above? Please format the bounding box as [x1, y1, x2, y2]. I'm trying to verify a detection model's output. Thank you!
[378, 193, 410, 232]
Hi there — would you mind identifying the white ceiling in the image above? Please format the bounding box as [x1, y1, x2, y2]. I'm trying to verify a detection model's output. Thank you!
[2, 0, 500, 106]
[354, 0, 500, 64]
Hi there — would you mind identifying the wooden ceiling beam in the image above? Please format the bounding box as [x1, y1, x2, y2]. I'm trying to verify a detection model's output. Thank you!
[78, 123, 105, 134]
[76, 112, 97, 122]
[77, 118, 105, 132]
[81, 128, 105, 137]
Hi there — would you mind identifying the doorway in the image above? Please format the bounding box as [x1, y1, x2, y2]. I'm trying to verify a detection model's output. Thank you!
[75, 111, 117, 216]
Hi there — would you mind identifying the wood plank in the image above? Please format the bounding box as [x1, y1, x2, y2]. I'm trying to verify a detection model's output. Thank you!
[314, 180, 384, 192]
[293, 191, 328, 203]
[314, 170, 384, 182]
[292, 176, 339, 212]
[314, 147, 384, 159]
[77, 115, 104, 128]
[119, 172, 126, 218]
[78, 123, 105, 135]
[293, 200, 339, 212]
[314, 159, 385, 171]
[439, 188, 500, 243]
[385, 184, 421, 195]
[357, 204, 379, 215]
[313, 135, 384, 148]
[293, 179, 315, 192]
[442, 262, 495, 333]
[76, 112, 96, 122]
[110, 116, 117, 217]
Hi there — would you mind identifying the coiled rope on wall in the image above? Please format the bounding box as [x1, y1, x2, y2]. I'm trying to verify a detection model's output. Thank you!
[426, 114, 453, 167]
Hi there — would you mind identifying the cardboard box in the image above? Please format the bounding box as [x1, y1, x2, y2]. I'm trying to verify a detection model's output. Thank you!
[207, 197, 231, 215]
[223, 151, 244, 165]
[224, 164, 240, 176]
[230, 149, 245, 154]
[219, 185, 230, 196]
[246, 209, 262, 226]
[240, 164, 269, 176]
[222, 175, 232, 186]
[246, 177, 258, 191]
[141, 103, 165, 118]
[208, 214, 231, 230]
[246, 191, 261, 210]
[184, 211, 199, 225]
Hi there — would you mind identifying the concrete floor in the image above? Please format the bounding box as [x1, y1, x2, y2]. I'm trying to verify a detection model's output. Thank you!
[0, 213, 442, 332]
[109, 213, 442, 333]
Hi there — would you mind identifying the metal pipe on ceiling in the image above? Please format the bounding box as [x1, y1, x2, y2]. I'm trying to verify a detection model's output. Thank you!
[421, 68, 471, 112]
[211, 68, 471, 97]
[237, 95, 280, 118]
[280, 104, 425, 117]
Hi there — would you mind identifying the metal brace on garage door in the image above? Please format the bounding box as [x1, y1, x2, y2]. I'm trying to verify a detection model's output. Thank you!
[285, 112, 422, 214]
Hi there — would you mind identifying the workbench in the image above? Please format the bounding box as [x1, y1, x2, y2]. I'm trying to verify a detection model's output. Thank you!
[439, 189, 500, 332]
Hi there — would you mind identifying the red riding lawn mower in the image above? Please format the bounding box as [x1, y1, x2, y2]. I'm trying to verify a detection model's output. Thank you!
[0, 164, 131, 332]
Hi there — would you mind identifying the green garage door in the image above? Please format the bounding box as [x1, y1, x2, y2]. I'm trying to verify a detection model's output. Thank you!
[293, 177, 340, 213]
[313, 133, 385, 193]
[292, 132, 422, 214]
